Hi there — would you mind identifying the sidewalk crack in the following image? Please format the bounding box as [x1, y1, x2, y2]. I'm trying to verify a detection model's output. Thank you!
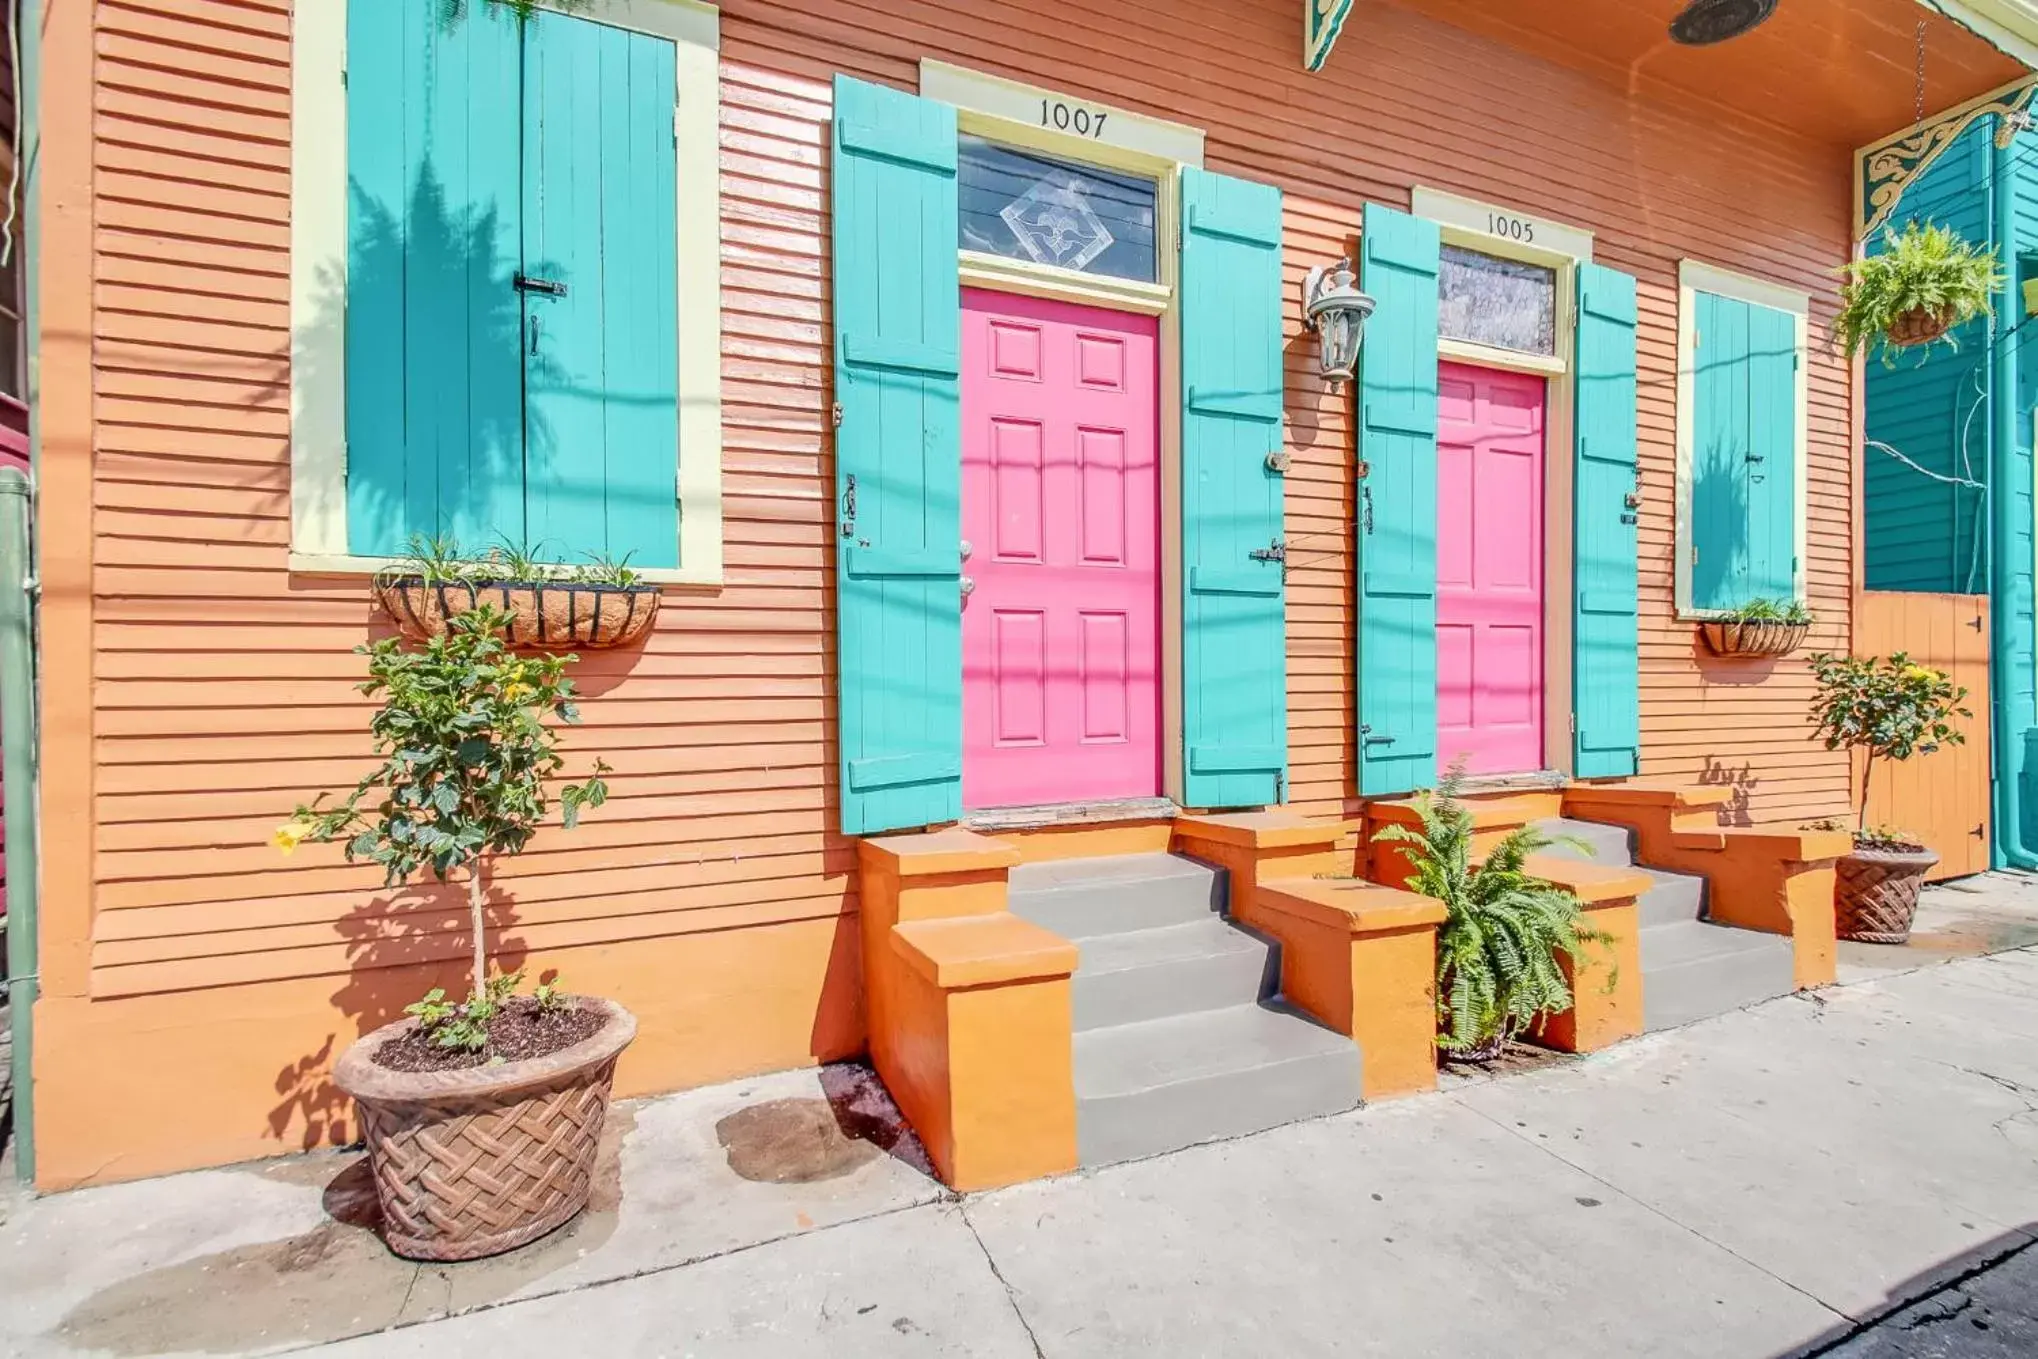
[959, 1200, 1047, 1359]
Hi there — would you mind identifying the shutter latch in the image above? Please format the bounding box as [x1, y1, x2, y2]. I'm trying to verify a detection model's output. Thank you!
[513, 273, 568, 297]
[1248, 539, 1287, 564]
[840, 474, 857, 540]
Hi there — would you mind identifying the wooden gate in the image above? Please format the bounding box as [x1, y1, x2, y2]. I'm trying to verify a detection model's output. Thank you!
[1854, 592, 1992, 881]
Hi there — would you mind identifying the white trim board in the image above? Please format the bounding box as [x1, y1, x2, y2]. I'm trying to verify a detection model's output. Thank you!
[288, 0, 725, 585]
[1672, 258, 1812, 618]
[921, 59, 1206, 167]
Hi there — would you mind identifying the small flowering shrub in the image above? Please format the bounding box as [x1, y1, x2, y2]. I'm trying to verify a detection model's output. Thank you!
[1807, 651, 1969, 837]
[274, 608, 609, 1049]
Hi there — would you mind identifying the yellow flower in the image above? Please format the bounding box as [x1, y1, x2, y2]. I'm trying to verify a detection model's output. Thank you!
[502, 682, 533, 703]
[271, 819, 314, 855]
[1901, 664, 1940, 684]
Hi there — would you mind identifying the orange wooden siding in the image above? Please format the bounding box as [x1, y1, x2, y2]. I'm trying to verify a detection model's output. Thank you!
[32, 0, 1978, 1184]
[1855, 593, 1994, 881]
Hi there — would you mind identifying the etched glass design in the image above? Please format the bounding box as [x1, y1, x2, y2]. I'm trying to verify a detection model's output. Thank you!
[958, 135, 1158, 283]
[1438, 244, 1557, 356]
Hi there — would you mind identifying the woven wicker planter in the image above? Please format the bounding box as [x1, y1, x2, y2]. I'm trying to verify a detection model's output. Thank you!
[333, 997, 637, 1261]
[1699, 619, 1810, 658]
[1885, 305, 1956, 349]
[1834, 843, 1939, 945]
[374, 578, 660, 650]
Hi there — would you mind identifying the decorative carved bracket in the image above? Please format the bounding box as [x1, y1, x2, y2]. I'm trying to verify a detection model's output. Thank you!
[1858, 75, 2038, 241]
[1305, 0, 1357, 72]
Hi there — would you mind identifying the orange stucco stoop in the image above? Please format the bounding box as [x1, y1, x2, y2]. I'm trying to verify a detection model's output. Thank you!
[856, 830, 1079, 1190]
[1518, 855, 1651, 1053]
[1563, 782, 1850, 990]
[1173, 813, 1445, 1101]
[1362, 792, 1564, 889]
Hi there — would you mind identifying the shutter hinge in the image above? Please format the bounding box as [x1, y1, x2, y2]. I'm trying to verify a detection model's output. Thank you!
[1691, 545, 1699, 565]
[674, 108, 682, 141]
[1274, 769, 1285, 804]
[1693, 328, 1699, 349]
[831, 402, 844, 429]
[1569, 712, 1576, 734]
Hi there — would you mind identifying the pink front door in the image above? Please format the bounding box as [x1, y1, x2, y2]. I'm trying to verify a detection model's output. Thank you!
[961, 289, 1161, 809]
[1436, 361, 1547, 777]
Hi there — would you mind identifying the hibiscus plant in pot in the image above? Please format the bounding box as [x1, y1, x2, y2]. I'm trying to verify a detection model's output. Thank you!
[276, 607, 628, 1261]
[1835, 221, 2002, 363]
[1807, 651, 1970, 944]
[1372, 767, 1609, 1062]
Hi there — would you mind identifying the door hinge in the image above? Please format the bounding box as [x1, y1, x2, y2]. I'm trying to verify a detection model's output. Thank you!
[674, 108, 682, 141]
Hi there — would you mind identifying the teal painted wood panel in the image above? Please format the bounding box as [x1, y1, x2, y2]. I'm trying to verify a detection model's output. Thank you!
[1745, 301, 1798, 599]
[1180, 166, 1287, 809]
[345, 0, 524, 556]
[522, 11, 680, 569]
[1690, 291, 1751, 611]
[1865, 117, 1990, 592]
[1356, 203, 1440, 796]
[1573, 264, 1641, 779]
[831, 76, 964, 835]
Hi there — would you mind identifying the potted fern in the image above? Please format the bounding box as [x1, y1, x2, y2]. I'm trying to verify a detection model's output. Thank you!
[1700, 596, 1813, 658]
[275, 608, 628, 1260]
[1836, 222, 2002, 361]
[1372, 771, 1608, 1061]
[1807, 651, 1969, 944]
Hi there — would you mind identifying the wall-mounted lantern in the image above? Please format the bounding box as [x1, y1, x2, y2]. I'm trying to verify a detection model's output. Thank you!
[1301, 258, 1374, 390]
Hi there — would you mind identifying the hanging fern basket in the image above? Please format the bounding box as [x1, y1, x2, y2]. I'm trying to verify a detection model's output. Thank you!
[375, 578, 661, 650]
[1884, 304, 1956, 350]
[1700, 619, 1809, 658]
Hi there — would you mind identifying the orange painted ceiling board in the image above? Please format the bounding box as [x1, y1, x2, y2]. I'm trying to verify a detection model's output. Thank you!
[1389, 0, 2029, 148]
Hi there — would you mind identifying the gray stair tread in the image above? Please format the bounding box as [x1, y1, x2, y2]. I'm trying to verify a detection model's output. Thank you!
[1641, 918, 1794, 969]
[1075, 918, 1266, 975]
[1009, 851, 1215, 894]
[1074, 1003, 1351, 1100]
[1530, 817, 1635, 865]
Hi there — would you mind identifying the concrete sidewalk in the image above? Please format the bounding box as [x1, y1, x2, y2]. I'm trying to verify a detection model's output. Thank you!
[5, 878, 2038, 1358]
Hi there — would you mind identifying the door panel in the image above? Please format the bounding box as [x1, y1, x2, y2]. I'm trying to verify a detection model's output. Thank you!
[1435, 362, 1546, 777]
[1857, 592, 1993, 880]
[961, 290, 1160, 809]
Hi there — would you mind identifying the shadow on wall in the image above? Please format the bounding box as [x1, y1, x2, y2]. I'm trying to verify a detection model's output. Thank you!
[1697, 757, 1755, 827]
[1689, 432, 1749, 612]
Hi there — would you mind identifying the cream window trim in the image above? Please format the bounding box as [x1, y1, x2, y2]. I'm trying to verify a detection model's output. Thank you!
[921, 59, 1204, 168]
[1411, 186, 1594, 266]
[289, 0, 725, 586]
[1437, 337, 1567, 377]
[1672, 258, 1812, 619]
[958, 251, 1171, 315]
[286, 552, 723, 589]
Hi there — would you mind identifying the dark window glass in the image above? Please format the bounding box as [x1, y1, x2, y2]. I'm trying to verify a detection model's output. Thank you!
[1438, 244, 1557, 357]
[958, 134, 1158, 283]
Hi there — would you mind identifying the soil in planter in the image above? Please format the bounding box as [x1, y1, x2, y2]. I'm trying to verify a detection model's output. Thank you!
[373, 997, 608, 1074]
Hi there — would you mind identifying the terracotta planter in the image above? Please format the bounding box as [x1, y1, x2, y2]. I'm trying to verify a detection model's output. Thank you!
[1885, 305, 1955, 349]
[1699, 619, 1809, 658]
[334, 997, 637, 1261]
[1834, 843, 1939, 944]
[374, 578, 660, 650]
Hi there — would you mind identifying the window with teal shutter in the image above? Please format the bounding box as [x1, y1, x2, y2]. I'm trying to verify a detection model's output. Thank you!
[1687, 287, 1800, 611]
[345, 0, 680, 567]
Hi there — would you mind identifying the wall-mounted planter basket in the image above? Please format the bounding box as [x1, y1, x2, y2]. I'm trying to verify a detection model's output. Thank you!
[1699, 619, 1809, 658]
[374, 578, 661, 650]
[1885, 305, 1955, 349]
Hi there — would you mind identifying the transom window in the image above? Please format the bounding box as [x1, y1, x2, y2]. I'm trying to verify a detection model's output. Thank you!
[957, 135, 1159, 283]
[1438, 244, 1557, 357]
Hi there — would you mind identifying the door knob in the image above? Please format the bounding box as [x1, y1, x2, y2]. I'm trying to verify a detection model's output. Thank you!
[960, 575, 975, 599]
[960, 540, 973, 560]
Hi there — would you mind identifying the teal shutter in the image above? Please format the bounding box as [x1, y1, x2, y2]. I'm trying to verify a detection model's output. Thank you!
[1356, 204, 1440, 796]
[831, 77, 964, 835]
[1745, 302, 1799, 599]
[1574, 264, 1642, 779]
[346, 0, 525, 556]
[1690, 292, 1750, 611]
[1690, 291, 1798, 609]
[1180, 168, 1288, 809]
[522, 11, 681, 568]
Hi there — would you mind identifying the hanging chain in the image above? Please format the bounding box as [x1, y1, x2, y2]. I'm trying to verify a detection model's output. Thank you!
[1914, 19, 1928, 127]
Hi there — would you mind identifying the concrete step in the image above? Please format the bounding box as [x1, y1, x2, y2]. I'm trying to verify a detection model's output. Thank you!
[1635, 866, 1709, 928]
[1530, 817, 1636, 867]
[1071, 918, 1279, 1032]
[1073, 1003, 1362, 1167]
[1007, 852, 1225, 940]
[1640, 920, 1797, 1032]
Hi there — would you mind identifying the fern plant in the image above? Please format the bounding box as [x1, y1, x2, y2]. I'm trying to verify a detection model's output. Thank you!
[1835, 222, 2002, 363]
[1720, 596, 1813, 625]
[1373, 769, 1609, 1055]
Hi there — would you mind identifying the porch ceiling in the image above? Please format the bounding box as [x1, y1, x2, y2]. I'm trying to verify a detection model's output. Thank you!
[1387, 0, 2028, 148]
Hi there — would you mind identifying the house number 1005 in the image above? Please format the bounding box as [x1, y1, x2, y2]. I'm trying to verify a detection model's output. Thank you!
[1041, 98, 1108, 138]
[1485, 212, 1537, 243]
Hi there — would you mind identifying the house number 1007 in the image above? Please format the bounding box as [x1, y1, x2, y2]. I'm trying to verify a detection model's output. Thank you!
[1041, 98, 1108, 138]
